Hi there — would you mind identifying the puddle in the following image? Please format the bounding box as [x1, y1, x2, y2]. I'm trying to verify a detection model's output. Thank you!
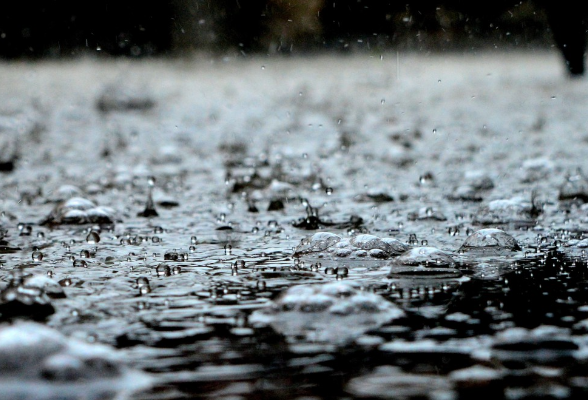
[0, 53, 588, 399]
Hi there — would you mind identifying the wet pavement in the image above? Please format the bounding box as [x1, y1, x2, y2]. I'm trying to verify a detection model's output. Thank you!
[1, 51, 588, 399]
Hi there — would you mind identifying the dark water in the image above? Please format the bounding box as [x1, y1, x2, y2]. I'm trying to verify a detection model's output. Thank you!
[1, 53, 588, 399]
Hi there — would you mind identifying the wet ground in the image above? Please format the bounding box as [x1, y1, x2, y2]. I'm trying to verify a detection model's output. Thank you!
[1, 51, 588, 399]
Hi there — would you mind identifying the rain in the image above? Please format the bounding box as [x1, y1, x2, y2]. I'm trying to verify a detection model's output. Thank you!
[1, 1, 588, 400]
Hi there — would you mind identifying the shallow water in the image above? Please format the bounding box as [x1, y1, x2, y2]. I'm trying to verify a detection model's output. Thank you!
[1, 51, 588, 399]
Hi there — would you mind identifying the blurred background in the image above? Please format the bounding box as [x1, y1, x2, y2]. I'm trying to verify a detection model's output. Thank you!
[0, 0, 563, 59]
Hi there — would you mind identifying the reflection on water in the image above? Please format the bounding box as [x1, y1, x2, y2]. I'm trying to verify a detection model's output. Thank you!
[0, 53, 588, 399]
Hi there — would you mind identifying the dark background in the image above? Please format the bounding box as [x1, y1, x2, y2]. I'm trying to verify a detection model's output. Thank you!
[0, 0, 582, 59]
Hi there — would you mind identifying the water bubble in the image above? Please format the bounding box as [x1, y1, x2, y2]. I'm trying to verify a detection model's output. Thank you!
[459, 228, 521, 254]
[190, 236, 198, 244]
[390, 247, 456, 268]
[86, 231, 100, 244]
[172, 266, 181, 275]
[32, 251, 43, 261]
[152, 236, 161, 243]
[164, 251, 179, 261]
[156, 264, 171, 277]
[59, 278, 72, 287]
[42, 197, 115, 225]
[250, 282, 405, 343]
[326, 187, 334, 195]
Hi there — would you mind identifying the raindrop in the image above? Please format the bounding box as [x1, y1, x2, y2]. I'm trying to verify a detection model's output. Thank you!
[190, 236, 198, 244]
[138, 190, 158, 218]
[156, 264, 171, 277]
[86, 231, 100, 244]
[59, 278, 72, 287]
[326, 187, 333, 195]
[32, 251, 43, 261]
[408, 233, 418, 245]
[19, 225, 32, 236]
[136, 277, 150, 288]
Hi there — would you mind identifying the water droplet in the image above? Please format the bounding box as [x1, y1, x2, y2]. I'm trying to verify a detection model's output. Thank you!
[73, 259, 87, 268]
[156, 264, 171, 277]
[19, 224, 32, 236]
[32, 251, 43, 261]
[190, 236, 198, 244]
[326, 187, 333, 195]
[172, 266, 181, 275]
[408, 233, 418, 245]
[86, 231, 100, 244]
[59, 278, 72, 287]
